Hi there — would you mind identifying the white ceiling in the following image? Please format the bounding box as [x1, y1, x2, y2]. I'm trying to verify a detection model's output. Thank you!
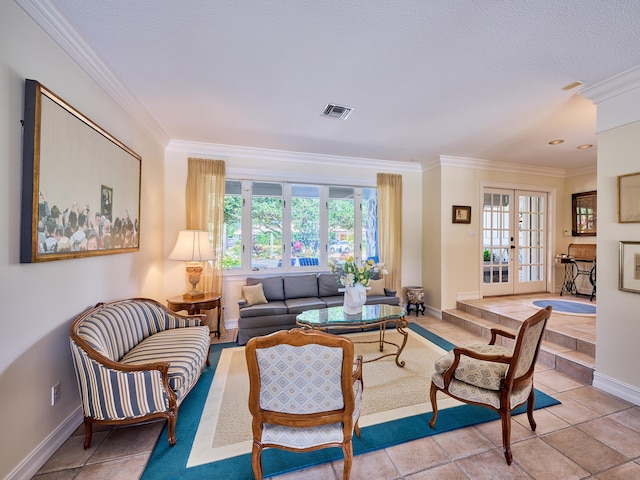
[21, 0, 640, 172]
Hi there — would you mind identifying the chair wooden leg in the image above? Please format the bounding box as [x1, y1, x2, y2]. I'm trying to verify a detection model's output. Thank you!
[83, 417, 93, 449]
[252, 441, 263, 480]
[429, 382, 439, 428]
[167, 411, 177, 446]
[526, 387, 537, 431]
[500, 410, 513, 465]
[354, 420, 361, 438]
[342, 441, 353, 480]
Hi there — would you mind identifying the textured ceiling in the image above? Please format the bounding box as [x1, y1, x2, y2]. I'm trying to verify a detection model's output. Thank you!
[26, 0, 640, 171]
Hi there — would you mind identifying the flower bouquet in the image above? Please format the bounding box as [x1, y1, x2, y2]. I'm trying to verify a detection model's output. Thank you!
[329, 257, 388, 314]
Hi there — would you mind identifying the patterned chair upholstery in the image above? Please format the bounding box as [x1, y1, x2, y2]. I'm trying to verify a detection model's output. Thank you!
[245, 328, 363, 480]
[429, 306, 552, 465]
[69, 298, 211, 448]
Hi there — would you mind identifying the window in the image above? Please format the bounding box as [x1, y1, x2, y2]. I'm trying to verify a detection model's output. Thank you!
[223, 180, 377, 272]
[251, 182, 283, 270]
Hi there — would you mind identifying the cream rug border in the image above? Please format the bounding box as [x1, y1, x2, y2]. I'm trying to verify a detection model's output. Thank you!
[187, 329, 460, 468]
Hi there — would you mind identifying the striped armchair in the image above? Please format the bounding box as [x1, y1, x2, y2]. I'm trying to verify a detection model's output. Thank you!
[69, 298, 211, 448]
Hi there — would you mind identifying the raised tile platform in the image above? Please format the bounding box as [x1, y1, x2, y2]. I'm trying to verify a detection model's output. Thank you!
[440, 294, 595, 384]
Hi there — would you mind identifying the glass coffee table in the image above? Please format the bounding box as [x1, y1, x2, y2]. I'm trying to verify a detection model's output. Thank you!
[296, 304, 408, 367]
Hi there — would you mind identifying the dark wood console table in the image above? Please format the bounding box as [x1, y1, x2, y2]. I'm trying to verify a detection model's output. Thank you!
[167, 293, 222, 337]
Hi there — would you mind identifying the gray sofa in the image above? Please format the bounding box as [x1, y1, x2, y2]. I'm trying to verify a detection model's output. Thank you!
[237, 272, 400, 345]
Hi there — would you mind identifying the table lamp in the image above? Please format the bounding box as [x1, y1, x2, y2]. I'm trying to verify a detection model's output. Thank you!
[168, 230, 215, 299]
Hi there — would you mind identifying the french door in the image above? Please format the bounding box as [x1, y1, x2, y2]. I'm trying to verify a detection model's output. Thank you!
[482, 188, 547, 296]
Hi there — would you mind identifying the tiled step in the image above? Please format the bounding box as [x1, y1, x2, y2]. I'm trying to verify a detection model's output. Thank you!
[441, 301, 595, 384]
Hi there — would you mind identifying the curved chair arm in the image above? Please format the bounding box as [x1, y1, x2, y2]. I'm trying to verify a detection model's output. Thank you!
[352, 354, 363, 385]
[442, 346, 513, 387]
[70, 339, 176, 421]
[489, 327, 516, 345]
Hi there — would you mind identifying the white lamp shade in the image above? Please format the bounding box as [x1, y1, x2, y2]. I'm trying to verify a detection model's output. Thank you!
[168, 230, 215, 261]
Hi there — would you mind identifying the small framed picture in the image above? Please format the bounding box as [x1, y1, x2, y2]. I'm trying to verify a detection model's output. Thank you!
[619, 241, 640, 293]
[618, 172, 640, 223]
[452, 205, 471, 224]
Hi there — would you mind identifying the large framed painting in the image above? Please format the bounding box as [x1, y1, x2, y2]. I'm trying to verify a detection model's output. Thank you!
[20, 79, 141, 263]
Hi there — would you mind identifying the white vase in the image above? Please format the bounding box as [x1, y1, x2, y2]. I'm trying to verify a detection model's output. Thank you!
[343, 283, 367, 315]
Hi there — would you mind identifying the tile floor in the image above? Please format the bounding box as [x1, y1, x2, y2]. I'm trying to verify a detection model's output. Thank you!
[33, 297, 640, 480]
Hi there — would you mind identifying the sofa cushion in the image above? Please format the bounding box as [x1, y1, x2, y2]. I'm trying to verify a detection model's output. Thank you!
[285, 297, 326, 314]
[248, 276, 284, 301]
[238, 313, 296, 331]
[242, 283, 268, 306]
[283, 274, 319, 299]
[239, 301, 288, 318]
[318, 273, 341, 297]
[320, 295, 344, 308]
[120, 326, 210, 398]
[365, 295, 400, 306]
[366, 278, 386, 296]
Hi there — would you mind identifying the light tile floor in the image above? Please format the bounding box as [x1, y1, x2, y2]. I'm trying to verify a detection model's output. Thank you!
[33, 298, 640, 480]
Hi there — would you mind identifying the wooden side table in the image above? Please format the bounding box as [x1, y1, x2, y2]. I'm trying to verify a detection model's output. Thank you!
[167, 293, 222, 338]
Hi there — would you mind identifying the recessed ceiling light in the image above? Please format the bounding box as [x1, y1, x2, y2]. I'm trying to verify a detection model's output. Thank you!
[548, 139, 564, 145]
[577, 144, 593, 149]
[562, 81, 583, 90]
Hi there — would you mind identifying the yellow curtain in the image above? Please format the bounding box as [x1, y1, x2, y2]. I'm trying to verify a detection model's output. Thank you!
[186, 158, 226, 334]
[377, 173, 402, 294]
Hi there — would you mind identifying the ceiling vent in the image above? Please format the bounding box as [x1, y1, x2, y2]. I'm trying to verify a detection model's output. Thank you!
[322, 103, 354, 120]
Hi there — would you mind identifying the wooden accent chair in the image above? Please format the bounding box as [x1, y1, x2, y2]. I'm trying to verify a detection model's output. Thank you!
[429, 306, 552, 465]
[245, 328, 363, 480]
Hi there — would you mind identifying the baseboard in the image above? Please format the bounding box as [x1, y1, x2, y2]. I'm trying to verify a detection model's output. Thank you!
[6, 405, 83, 480]
[424, 304, 441, 319]
[593, 371, 640, 406]
[456, 291, 480, 301]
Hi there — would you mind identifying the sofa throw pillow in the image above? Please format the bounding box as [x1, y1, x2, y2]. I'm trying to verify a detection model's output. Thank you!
[242, 283, 268, 306]
[366, 278, 386, 296]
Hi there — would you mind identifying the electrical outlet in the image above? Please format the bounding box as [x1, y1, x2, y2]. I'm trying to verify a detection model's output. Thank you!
[51, 382, 60, 406]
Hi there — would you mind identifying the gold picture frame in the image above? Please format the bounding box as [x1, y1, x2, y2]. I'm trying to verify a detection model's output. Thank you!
[618, 172, 640, 223]
[20, 80, 141, 262]
[619, 241, 640, 293]
[452, 205, 471, 224]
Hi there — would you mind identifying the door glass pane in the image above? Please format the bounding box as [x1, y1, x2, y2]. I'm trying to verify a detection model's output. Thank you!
[483, 193, 510, 284]
[223, 180, 242, 270]
[518, 194, 545, 282]
[328, 187, 354, 263]
[291, 184, 320, 266]
[362, 188, 378, 262]
[251, 182, 282, 270]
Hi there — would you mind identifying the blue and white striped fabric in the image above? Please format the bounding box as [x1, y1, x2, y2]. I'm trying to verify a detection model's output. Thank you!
[70, 299, 209, 422]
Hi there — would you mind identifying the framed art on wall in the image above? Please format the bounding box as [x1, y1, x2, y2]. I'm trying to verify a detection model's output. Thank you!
[571, 190, 597, 236]
[452, 205, 471, 224]
[618, 172, 640, 223]
[20, 79, 141, 262]
[619, 241, 640, 293]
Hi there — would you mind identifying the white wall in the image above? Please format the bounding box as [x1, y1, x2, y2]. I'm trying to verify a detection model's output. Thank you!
[163, 143, 423, 321]
[0, 3, 166, 478]
[593, 120, 640, 400]
[425, 157, 569, 311]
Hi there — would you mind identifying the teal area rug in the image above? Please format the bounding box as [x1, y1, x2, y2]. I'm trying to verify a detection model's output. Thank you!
[141, 324, 559, 480]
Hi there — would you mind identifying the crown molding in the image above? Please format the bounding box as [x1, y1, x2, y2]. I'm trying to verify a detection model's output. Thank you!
[16, 0, 170, 147]
[166, 140, 422, 173]
[438, 155, 568, 178]
[580, 64, 640, 104]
